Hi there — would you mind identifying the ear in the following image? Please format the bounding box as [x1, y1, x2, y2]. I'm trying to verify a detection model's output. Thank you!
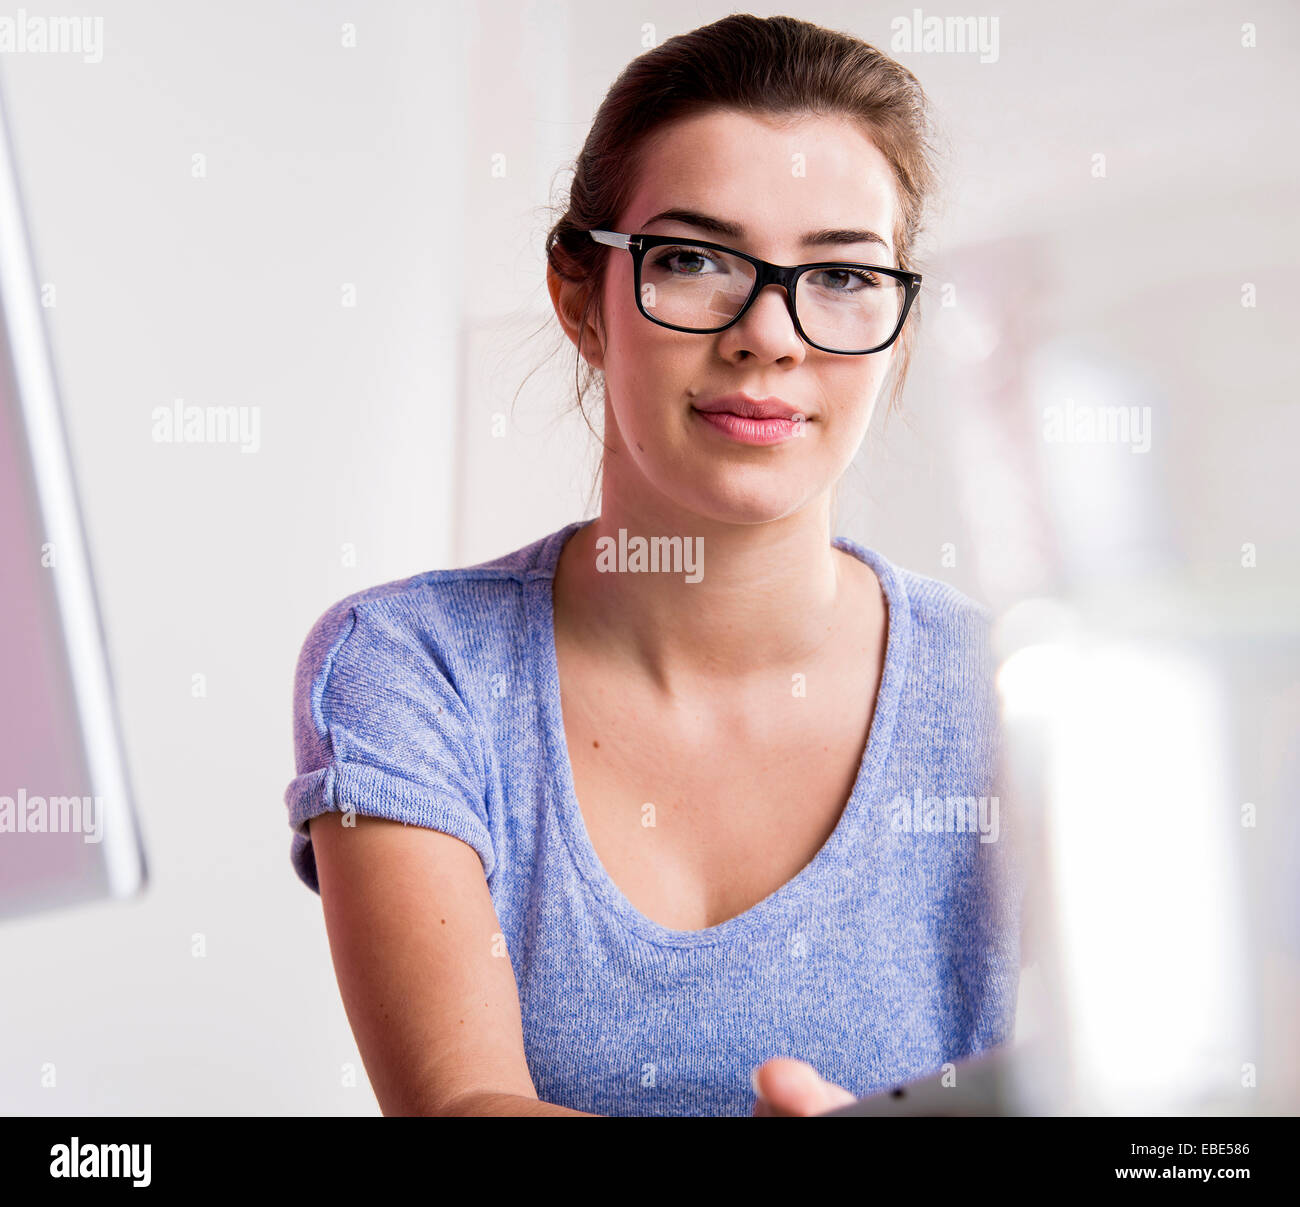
[547, 262, 606, 371]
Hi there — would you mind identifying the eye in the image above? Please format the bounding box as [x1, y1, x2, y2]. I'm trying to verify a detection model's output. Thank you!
[647, 245, 724, 275]
[808, 267, 880, 292]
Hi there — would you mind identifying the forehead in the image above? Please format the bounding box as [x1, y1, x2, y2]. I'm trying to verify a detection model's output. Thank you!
[623, 108, 898, 255]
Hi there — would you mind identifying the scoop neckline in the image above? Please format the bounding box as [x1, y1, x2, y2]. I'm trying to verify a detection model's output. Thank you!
[525, 518, 913, 949]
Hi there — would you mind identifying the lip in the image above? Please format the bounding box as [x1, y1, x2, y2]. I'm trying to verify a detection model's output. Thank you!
[690, 392, 811, 447]
[692, 393, 806, 421]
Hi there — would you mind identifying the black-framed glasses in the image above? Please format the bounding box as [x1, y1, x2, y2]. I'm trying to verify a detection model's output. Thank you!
[587, 229, 921, 355]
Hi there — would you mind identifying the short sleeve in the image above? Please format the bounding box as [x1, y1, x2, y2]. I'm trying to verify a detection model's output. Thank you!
[283, 597, 495, 894]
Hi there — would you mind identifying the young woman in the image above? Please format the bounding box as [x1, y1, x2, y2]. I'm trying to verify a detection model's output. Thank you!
[284, 13, 1020, 1118]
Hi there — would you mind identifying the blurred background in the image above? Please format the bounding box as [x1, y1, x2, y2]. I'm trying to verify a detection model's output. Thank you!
[0, 0, 1295, 1114]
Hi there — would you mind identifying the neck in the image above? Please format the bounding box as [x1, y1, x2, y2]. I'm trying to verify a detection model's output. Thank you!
[553, 487, 866, 694]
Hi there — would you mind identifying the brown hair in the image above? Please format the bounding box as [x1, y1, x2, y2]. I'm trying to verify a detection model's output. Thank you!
[542, 12, 940, 508]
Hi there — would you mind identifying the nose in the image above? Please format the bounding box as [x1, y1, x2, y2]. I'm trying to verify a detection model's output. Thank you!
[720, 282, 806, 363]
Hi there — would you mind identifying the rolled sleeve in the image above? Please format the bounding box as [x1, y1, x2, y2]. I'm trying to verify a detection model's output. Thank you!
[284, 598, 495, 894]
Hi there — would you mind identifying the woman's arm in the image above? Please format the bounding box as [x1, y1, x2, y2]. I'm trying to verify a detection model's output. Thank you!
[308, 812, 595, 1117]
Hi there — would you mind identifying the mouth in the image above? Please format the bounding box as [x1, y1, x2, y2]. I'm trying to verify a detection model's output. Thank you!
[690, 393, 811, 447]
[692, 392, 808, 421]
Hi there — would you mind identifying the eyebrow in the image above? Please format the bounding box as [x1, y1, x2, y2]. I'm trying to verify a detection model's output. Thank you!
[640, 207, 891, 253]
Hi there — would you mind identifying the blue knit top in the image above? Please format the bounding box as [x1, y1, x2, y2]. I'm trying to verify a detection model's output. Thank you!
[284, 518, 1022, 1116]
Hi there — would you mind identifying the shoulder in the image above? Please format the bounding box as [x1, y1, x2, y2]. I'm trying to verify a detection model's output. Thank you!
[292, 522, 577, 680]
[838, 539, 996, 698]
[891, 562, 993, 641]
[289, 522, 581, 733]
[839, 538, 992, 644]
[885, 564, 999, 755]
[857, 555, 1002, 774]
[894, 562, 995, 685]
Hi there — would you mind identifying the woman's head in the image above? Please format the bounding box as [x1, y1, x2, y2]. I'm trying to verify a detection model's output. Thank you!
[545, 14, 938, 528]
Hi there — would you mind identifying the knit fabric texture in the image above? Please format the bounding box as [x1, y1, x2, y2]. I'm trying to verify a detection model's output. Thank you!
[284, 518, 1022, 1116]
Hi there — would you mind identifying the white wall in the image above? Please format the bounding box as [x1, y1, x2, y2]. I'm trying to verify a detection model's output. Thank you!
[0, 0, 1294, 1114]
[1, 0, 468, 1114]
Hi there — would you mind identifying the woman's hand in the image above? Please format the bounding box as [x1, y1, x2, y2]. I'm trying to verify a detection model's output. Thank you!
[750, 1058, 858, 1116]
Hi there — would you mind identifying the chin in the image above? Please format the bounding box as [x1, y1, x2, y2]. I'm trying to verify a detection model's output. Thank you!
[672, 474, 820, 528]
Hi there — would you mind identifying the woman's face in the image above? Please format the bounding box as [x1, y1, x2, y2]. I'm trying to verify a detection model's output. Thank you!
[558, 107, 903, 528]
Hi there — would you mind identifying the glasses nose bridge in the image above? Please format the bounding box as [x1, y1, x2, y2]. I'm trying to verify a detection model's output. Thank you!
[744, 258, 803, 326]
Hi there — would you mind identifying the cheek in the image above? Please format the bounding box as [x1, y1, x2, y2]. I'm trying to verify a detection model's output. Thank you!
[820, 356, 891, 439]
[603, 313, 699, 431]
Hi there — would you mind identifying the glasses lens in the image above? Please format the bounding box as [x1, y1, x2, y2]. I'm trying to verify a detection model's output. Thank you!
[639, 243, 757, 330]
[637, 242, 908, 352]
[794, 266, 907, 353]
